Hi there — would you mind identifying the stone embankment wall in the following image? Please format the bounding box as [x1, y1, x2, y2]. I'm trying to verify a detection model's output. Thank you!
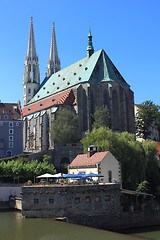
[22, 184, 120, 221]
[21, 183, 160, 230]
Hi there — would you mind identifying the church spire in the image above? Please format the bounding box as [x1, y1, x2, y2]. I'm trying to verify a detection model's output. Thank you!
[47, 22, 61, 77]
[26, 17, 38, 61]
[87, 27, 94, 58]
[23, 17, 40, 106]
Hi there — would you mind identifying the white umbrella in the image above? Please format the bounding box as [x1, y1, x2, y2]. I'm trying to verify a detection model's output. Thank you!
[36, 173, 55, 179]
[51, 173, 64, 178]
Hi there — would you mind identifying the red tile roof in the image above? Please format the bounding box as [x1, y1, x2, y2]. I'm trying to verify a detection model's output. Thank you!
[69, 151, 109, 168]
[22, 88, 75, 116]
[0, 102, 22, 120]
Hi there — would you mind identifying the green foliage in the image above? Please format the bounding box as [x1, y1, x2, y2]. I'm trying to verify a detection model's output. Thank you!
[92, 106, 111, 129]
[43, 155, 52, 163]
[51, 108, 81, 144]
[0, 156, 56, 183]
[136, 180, 149, 193]
[81, 127, 159, 192]
[136, 100, 160, 139]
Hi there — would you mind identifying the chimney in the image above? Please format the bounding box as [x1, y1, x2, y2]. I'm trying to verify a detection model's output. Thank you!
[87, 145, 97, 157]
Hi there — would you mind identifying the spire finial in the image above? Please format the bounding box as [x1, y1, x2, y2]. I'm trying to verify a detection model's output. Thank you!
[87, 26, 94, 58]
[47, 22, 61, 76]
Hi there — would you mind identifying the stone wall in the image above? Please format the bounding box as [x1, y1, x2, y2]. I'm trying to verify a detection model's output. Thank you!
[22, 184, 120, 220]
[17, 184, 160, 230]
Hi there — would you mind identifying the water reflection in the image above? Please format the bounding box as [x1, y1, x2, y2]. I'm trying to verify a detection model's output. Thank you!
[0, 211, 144, 240]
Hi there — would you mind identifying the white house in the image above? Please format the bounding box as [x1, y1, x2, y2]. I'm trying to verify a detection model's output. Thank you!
[68, 146, 121, 184]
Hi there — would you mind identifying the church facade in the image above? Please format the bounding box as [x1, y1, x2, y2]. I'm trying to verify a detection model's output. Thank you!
[22, 18, 135, 152]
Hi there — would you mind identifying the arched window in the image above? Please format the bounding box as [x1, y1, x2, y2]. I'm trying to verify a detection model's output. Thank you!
[112, 90, 119, 130]
[28, 88, 31, 94]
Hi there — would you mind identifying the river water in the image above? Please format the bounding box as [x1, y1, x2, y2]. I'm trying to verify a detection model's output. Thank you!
[1, 211, 160, 240]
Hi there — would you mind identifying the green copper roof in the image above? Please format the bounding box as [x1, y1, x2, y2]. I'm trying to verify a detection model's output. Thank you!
[29, 49, 129, 104]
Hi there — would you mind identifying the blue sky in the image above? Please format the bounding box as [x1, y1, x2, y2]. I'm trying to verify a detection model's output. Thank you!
[0, 0, 159, 106]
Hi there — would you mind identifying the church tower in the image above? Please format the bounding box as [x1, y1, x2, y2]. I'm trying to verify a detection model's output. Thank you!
[46, 22, 61, 77]
[87, 28, 94, 57]
[23, 17, 40, 106]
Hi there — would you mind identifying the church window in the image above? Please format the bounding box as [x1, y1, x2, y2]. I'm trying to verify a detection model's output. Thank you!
[47, 91, 49, 94]
[79, 63, 82, 67]
[28, 88, 31, 94]
[58, 74, 60, 77]
[74, 72, 76, 75]
[43, 87, 46, 90]
[53, 82, 55, 85]
[63, 78, 65, 80]
[79, 77, 81, 80]
[57, 87, 59, 90]
[37, 95, 40, 98]
[4, 115, 8, 120]
[67, 82, 70, 85]
[85, 67, 88, 71]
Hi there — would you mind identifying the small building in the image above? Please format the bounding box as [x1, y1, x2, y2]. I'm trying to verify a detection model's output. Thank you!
[0, 102, 23, 158]
[68, 146, 121, 184]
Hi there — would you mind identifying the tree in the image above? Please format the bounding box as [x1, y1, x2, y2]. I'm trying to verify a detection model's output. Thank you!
[81, 127, 159, 191]
[92, 106, 111, 129]
[136, 100, 160, 139]
[51, 108, 81, 144]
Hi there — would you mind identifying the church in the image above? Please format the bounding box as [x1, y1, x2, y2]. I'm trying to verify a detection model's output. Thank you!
[22, 18, 135, 152]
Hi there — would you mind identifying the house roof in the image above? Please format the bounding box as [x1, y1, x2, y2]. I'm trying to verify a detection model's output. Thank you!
[22, 88, 75, 116]
[69, 151, 110, 168]
[0, 102, 22, 120]
[28, 49, 130, 105]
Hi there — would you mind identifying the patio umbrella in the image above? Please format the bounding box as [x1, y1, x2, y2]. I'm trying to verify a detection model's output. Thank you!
[36, 173, 55, 178]
[81, 173, 104, 178]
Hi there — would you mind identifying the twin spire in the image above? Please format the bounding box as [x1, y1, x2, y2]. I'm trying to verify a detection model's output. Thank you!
[26, 17, 38, 61]
[47, 22, 61, 76]
[26, 17, 94, 79]
[26, 17, 61, 78]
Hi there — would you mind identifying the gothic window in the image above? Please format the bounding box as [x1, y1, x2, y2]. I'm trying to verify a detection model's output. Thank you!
[34, 89, 36, 95]
[28, 88, 31, 94]
[112, 90, 119, 130]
